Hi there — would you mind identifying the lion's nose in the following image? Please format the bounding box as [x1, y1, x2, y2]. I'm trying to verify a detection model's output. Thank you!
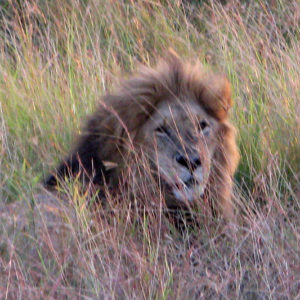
[175, 154, 201, 171]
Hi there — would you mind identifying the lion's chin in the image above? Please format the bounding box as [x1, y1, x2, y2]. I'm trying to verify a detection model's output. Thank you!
[172, 185, 205, 203]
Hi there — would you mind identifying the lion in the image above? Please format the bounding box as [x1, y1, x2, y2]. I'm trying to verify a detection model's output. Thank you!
[45, 50, 240, 222]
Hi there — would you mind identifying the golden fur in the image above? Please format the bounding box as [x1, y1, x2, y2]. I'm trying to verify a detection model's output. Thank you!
[46, 50, 240, 221]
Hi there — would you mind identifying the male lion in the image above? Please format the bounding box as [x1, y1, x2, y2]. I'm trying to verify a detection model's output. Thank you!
[45, 50, 239, 221]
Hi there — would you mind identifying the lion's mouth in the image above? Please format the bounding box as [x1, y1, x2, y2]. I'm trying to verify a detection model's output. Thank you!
[172, 176, 205, 203]
[179, 176, 198, 188]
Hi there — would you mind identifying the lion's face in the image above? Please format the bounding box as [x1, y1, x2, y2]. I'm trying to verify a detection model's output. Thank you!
[141, 100, 219, 205]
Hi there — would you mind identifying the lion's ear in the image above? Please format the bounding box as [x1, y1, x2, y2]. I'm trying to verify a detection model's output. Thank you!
[200, 74, 232, 121]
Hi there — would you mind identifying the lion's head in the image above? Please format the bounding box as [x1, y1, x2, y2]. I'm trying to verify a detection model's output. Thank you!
[46, 50, 239, 221]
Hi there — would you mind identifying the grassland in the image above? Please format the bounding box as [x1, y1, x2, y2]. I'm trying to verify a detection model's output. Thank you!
[0, 0, 299, 299]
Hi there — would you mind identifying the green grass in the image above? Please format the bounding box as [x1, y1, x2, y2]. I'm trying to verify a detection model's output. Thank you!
[0, 0, 299, 299]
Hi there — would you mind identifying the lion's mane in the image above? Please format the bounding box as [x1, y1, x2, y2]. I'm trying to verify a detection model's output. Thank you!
[46, 50, 239, 220]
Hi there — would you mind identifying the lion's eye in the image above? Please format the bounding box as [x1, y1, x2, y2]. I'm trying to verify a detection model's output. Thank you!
[155, 125, 170, 136]
[199, 120, 208, 130]
[198, 120, 210, 136]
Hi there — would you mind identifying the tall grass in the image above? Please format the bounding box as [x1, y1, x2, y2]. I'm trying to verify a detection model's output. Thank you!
[0, 0, 299, 299]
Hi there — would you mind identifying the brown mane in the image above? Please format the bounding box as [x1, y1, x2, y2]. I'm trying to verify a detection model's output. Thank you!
[45, 50, 239, 221]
